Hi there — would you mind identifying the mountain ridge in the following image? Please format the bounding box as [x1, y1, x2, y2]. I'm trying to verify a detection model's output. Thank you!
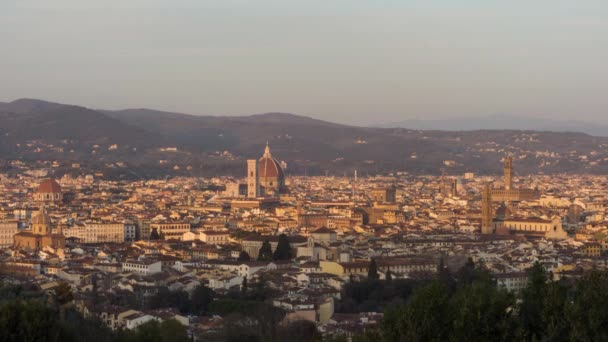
[2, 98, 608, 178]
[376, 114, 608, 137]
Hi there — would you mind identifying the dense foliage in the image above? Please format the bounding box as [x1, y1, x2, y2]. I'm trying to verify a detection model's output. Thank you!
[0, 282, 191, 342]
[0, 297, 188, 342]
[7, 260, 608, 342]
[342, 260, 608, 342]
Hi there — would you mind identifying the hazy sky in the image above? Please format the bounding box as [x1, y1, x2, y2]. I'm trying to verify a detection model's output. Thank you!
[1, 0, 607, 125]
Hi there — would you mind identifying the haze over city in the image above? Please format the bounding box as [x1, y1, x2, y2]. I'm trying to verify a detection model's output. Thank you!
[2, 0, 608, 126]
[4, 2, 608, 342]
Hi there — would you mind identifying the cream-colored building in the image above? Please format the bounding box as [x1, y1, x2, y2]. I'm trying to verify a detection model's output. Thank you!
[64, 223, 125, 243]
[0, 220, 18, 248]
[495, 272, 528, 292]
[495, 217, 568, 240]
[540, 195, 572, 208]
[200, 230, 230, 244]
[320, 257, 436, 278]
[121, 259, 162, 275]
[150, 222, 191, 241]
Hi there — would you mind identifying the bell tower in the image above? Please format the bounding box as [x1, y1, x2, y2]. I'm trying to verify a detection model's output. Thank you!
[481, 182, 494, 234]
[247, 159, 259, 198]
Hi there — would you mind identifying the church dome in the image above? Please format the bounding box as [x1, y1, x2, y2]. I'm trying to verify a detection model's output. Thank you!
[496, 202, 512, 218]
[258, 144, 284, 179]
[38, 179, 61, 193]
[32, 207, 51, 225]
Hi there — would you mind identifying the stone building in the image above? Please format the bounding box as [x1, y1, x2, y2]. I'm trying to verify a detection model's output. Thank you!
[0, 220, 18, 248]
[490, 157, 540, 202]
[494, 217, 568, 240]
[13, 207, 65, 251]
[369, 187, 397, 203]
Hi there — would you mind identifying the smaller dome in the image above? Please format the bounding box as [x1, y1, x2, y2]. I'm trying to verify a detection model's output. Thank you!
[496, 202, 512, 218]
[38, 179, 61, 193]
[32, 207, 51, 225]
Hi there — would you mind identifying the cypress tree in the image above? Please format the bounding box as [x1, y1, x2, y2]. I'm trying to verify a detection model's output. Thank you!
[149, 228, 160, 240]
[368, 258, 379, 280]
[273, 234, 292, 261]
[258, 240, 273, 261]
[241, 276, 248, 294]
[237, 251, 251, 262]
[386, 269, 393, 282]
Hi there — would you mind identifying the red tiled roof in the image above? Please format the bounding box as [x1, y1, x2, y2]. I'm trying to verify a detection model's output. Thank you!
[38, 179, 61, 193]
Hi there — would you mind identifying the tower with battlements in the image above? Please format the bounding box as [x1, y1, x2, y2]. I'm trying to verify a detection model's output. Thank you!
[504, 156, 513, 190]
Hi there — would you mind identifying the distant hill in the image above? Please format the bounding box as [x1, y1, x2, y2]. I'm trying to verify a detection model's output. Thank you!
[0, 99, 156, 145]
[102, 108, 367, 159]
[2, 98, 608, 178]
[377, 114, 608, 137]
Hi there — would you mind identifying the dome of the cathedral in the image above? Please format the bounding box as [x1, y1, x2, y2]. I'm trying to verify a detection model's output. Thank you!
[38, 179, 62, 194]
[258, 144, 284, 179]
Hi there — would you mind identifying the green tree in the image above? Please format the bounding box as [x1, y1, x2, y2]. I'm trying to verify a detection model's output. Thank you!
[380, 305, 405, 342]
[277, 320, 320, 342]
[125, 319, 189, 342]
[250, 274, 273, 301]
[218, 301, 285, 342]
[383, 281, 450, 341]
[519, 261, 549, 340]
[0, 299, 72, 342]
[191, 284, 213, 315]
[543, 281, 570, 340]
[272, 234, 292, 261]
[147, 288, 190, 314]
[449, 278, 518, 341]
[455, 257, 476, 286]
[242, 276, 248, 294]
[569, 270, 608, 341]
[368, 258, 379, 280]
[238, 251, 251, 262]
[149, 228, 160, 240]
[257, 240, 273, 262]
[436, 256, 454, 290]
[63, 308, 116, 342]
[54, 282, 73, 306]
